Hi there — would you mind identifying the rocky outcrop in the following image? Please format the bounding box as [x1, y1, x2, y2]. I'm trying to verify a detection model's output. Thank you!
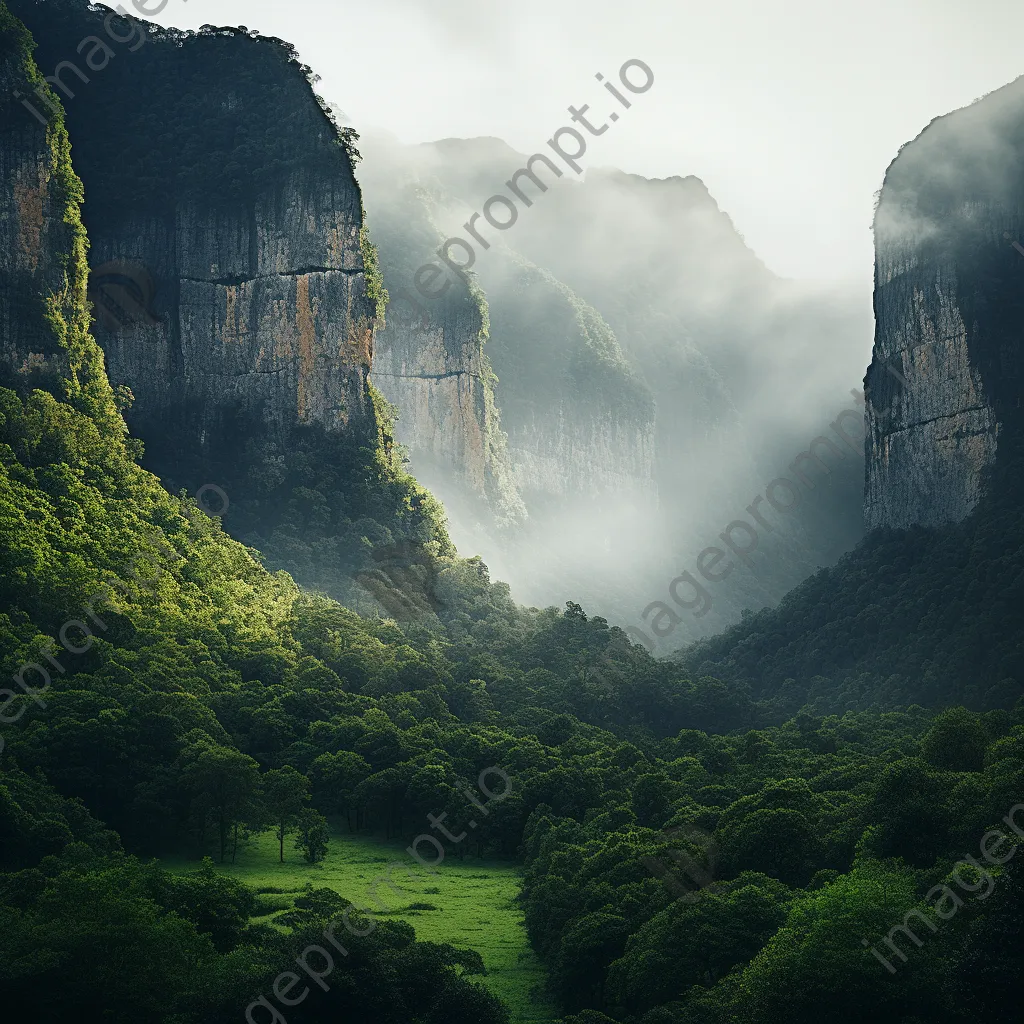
[868, 75, 1024, 529]
[9, 0, 456, 615]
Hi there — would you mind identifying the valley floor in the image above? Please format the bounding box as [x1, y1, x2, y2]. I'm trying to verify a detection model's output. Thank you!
[165, 829, 558, 1024]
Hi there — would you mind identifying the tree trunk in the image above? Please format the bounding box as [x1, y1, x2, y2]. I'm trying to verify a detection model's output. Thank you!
[278, 822, 285, 863]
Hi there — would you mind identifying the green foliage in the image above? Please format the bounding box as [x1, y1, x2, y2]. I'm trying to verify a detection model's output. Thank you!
[361, 223, 389, 323]
[293, 808, 331, 863]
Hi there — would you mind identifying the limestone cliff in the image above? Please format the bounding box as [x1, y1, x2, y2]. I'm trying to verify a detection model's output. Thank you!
[10, 2, 378, 474]
[82, 167, 376, 465]
[868, 75, 1024, 529]
[10, 0, 453, 610]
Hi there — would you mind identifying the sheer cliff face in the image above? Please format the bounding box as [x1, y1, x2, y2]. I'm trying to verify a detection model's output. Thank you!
[868, 76, 1024, 530]
[372, 299, 527, 527]
[373, 305, 488, 491]
[87, 168, 375, 458]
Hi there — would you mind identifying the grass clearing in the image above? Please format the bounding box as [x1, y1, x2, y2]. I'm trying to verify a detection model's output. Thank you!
[163, 828, 557, 1023]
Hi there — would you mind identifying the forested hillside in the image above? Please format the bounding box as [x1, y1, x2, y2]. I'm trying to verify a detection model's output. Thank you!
[678, 437, 1024, 716]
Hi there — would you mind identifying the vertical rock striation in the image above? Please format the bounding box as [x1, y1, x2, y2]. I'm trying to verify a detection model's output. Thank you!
[372, 304, 526, 527]
[868, 75, 1024, 529]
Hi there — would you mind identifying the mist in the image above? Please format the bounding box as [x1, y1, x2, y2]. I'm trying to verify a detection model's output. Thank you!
[356, 130, 873, 649]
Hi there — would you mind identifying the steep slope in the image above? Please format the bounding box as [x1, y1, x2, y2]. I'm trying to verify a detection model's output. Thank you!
[9, 0, 452, 612]
[868, 75, 1024, 528]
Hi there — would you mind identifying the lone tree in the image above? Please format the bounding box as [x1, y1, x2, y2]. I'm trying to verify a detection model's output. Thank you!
[294, 808, 331, 864]
[262, 766, 310, 863]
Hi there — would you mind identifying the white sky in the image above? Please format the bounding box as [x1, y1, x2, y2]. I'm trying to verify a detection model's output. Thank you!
[149, 0, 1023, 285]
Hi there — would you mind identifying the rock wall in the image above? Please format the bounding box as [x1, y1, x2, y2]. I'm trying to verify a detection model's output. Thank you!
[868, 75, 1024, 529]
[356, 151, 526, 529]
[85, 169, 376, 463]
[867, 255, 999, 529]
[505, 409, 656, 508]
[371, 292, 527, 526]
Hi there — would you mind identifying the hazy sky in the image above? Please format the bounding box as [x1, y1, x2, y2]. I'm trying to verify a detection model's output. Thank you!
[150, 0, 1023, 284]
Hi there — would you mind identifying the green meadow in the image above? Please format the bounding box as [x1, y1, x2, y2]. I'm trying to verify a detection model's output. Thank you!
[165, 829, 558, 1024]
